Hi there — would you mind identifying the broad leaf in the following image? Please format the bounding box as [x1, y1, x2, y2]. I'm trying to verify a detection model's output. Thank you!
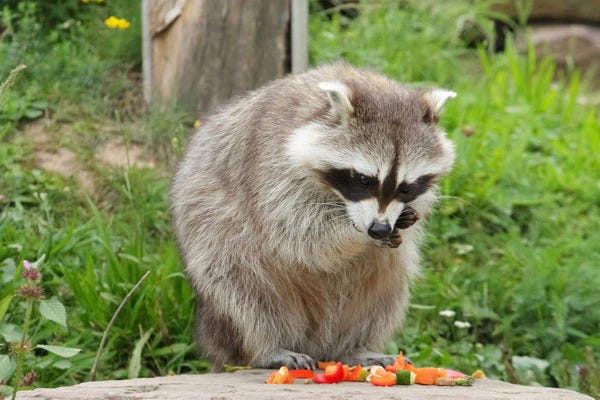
[0, 355, 16, 382]
[0, 323, 22, 343]
[53, 359, 72, 370]
[0, 385, 13, 396]
[37, 344, 81, 358]
[39, 297, 67, 327]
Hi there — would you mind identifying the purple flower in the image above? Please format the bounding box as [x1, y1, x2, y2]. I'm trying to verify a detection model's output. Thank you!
[17, 284, 45, 299]
[22, 260, 40, 281]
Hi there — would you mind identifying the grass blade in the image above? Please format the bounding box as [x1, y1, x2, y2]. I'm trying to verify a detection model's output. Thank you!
[128, 329, 153, 379]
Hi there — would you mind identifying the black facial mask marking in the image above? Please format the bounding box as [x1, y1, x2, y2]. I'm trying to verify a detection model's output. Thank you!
[396, 174, 436, 203]
[320, 167, 437, 206]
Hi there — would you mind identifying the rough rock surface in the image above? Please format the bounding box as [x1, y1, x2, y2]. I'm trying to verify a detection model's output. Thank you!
[494, 0, 600, 23]
[16, 370, 594, 400]
[530, 24, 600, 73]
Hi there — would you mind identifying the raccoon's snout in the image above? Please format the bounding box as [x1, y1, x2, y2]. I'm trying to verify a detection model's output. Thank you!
[367, 221, 392, 240]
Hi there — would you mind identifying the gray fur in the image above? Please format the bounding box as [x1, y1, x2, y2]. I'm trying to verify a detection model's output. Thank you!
[171, 63, 455, 371]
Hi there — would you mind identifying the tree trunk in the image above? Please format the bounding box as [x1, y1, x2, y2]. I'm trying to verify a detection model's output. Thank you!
[149, 0, 291, 117]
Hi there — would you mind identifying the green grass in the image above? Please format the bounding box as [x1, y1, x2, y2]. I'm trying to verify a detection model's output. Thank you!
[1, 0, 599, 398]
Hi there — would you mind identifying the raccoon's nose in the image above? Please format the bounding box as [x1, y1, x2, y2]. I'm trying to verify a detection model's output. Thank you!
[367, 221, 392, 240]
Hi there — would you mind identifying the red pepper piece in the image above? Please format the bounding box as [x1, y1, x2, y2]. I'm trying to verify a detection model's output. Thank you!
[312, 362, 344, 384]
[289, 369, 314, 379]
[347, 365, 363, 382]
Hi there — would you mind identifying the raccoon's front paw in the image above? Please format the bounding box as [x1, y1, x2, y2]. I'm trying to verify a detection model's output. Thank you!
[386, 230, 403, 248]
[258, 349, 316, 370]
[394, 206, 420, 230]
[340, 351, 397, 367]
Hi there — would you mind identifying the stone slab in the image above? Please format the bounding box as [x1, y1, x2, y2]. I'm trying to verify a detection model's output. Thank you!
[530, 24, 600, 72]
[16, 370, 594, 400]
[493, 0, 600, 23]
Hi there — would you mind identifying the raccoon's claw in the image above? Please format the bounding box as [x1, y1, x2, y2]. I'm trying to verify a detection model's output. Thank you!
[340, 351, 397, 368]
[394, 206, 420, 230]
[260, 350, 316, 370]
[388, 230, 403, 247]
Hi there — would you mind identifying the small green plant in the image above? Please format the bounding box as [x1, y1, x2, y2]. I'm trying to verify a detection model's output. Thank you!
[0, 65, 26, 112]
[577, 348, 600, 399]
[0, 256, 81, 399]
[0, 64, 47, 123]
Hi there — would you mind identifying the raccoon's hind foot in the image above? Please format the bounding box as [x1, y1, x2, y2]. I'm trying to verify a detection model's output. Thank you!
[394, 205, 420, 230]
[340, 351, 397, 367]
[256, 349, 316, 370]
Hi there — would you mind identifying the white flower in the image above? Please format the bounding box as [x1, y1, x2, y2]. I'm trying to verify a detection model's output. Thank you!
[454, 321, 471, 329]
[439, 310, 456, 318]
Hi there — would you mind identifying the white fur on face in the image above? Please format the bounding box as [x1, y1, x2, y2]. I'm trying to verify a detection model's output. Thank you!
[287, 123, 379, 176]
[346, 198, 379, 233]
[382, 199, 405, 227]
[289, 122, 454, 241]
[398, 137, 455, 184]
[346, 198, 409, 238]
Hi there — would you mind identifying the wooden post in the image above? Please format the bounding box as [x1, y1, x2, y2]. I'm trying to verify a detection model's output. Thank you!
[146, 0, 294, 118]
[141, 0, 152, 105]
[291, 0, 309, 74]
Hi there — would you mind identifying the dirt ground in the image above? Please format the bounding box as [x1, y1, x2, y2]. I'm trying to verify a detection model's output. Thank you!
[17, 120, 156, 195]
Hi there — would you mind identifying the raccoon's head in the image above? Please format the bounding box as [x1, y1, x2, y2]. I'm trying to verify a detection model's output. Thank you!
[287, 74, 456, 245]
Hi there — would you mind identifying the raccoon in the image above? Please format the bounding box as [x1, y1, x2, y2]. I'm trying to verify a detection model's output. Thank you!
[170, 62, 456, 371]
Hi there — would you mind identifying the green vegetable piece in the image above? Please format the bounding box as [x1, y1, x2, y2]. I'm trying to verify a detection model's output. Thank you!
[224, 364, 252, 373]
[356, 368, 370, 382]
[396, 369, 416, 385]
[455, 376, 475, 386]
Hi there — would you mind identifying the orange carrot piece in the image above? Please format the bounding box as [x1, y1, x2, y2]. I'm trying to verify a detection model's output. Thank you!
[370, 370, 397, 386]
[342, 364, 350, 381]
[414, 367, 440, 385]
[385, 365, 397, 373]
[266, 366, 294, 384]
[318, 360, 338, 370]
[392, 352, 406, 370]
[266, 371, 276, 384]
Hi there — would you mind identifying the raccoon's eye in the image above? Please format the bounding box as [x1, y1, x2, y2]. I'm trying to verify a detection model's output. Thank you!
[397, 182, 412, 194]
[358, 174, 371, 186]
[396, 174, 437, 202]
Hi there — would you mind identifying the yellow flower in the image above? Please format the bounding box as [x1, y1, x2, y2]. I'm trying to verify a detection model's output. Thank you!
[194, 120, 201, 128]
[104, 16, 119, 29]
[80, 0, 90, 3]
[104, 16, 130, 30]
[117, 19, 131, 29]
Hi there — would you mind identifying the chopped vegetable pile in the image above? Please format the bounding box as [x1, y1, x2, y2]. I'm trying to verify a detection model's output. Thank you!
[265, 352, 486, 387]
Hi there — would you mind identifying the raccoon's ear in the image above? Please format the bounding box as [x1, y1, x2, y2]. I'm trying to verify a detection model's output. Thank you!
[422, 89, 456, 114]
[318, 81, 354, 120]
